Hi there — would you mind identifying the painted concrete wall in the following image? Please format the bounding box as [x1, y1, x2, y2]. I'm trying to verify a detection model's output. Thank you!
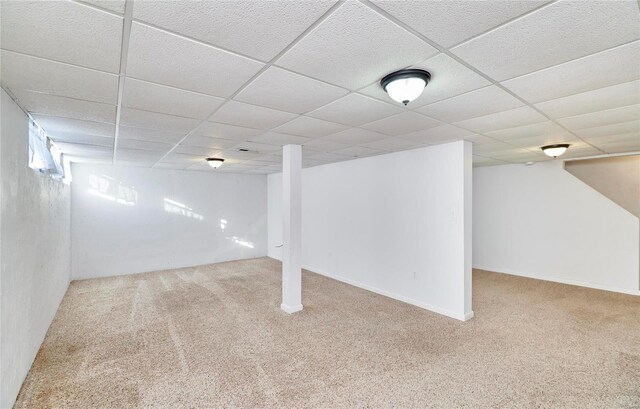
[1, 90, 71, 408]
[269, 141, 473, 321]
[473, 160, 639, 295]
[71, 164, 267, 279]
[565, 154, 640, 218]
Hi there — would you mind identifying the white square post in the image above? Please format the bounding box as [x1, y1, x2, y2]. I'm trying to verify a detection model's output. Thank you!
[281, 144, 302, 313]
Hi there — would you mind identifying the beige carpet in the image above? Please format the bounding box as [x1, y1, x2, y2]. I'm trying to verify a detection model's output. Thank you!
[14, 257, 640, 408]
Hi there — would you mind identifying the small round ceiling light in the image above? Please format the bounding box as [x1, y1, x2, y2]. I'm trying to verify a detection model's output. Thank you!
[206, 158, 225, 168]
[380, 69, 431, 106]
[541, 144, 570, 158]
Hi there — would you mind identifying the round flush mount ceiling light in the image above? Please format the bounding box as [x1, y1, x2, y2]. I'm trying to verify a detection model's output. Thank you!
[541, 144, 570, 158]
[206, 158, 225, 168]
[381, 69, 431, 106]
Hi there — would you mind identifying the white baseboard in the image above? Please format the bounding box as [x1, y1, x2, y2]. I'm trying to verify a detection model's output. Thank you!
[303, 264, 473, 322]
[473, 265, 640, 296]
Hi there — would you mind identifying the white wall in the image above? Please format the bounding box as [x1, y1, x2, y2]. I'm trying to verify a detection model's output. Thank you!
[1, 89, 71, 408]
[473, 160, 639, 295]
[269, 141, 473, 321]
[71, 163, 267, 279]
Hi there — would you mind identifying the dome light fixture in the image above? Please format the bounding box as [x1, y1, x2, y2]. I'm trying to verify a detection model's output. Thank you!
[541, 144, 570, 158]
[381, 69, 431, 106]
[206, 158, 225, 168]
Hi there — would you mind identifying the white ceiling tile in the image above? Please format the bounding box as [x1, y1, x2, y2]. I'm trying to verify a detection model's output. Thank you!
[218, 149, 262, 160]
[534, 80, 640, 119]
[231, 141, 280, 154]
[399, 124, 474, 145]
[552, 142, 604, 159]
[82, 0, 125, 14]
[307, 93, 403, 126]
[574, 120, 640, 139]
[117, 139, 173, 152]
[120, 108, 199, 133]
[273, 116, 348, 138]
[373, 0, 549, 48]
[194, 121, 263, 141]
[118, 126, 185, 144]
[360, 137, 424, 151]
[588, 133, 640, 154]
[181, 135, 239, 150]
[1, 51, 119, 104]
[210, 100, 297, 129]
[417, 86, 523, 122]
[122, 78, 225, 119]
[133, 1, 336, 61]
[250, 154, 282, 164]
[249, 132, 312, 146]
[362, 54, 492, 107]
[127, 22, 264, 97]
[12, 90, 116, 124]
[302, 138, 350, 152]
[276, 1, 438, 90]
[482, 148, 545, 162]
[361, 111, 441, 136]
[116, 148, 166, 161]
[234, 66, 348, 114]
[586, 132, 640, 145]
[502, 41, 640, 104]
[1, 1, 123, 73]
[306, 152, 352, 162]
[557, 105, 640, 130]
[331, 146, 383, 157]
[50, 133, 114, 147]
[451, 1, 640, 81]
[172, 144, 222, 157]
[504, 133, 580, 149]
[322, 128, 389, 145]
[32, 114, 115, 138]
[453, 106, 547, 134]
[484, 121, 568, 141]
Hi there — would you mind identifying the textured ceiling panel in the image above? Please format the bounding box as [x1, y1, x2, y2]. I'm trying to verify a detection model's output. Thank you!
[12, 89, 116, 124]
[133, 0, 336, 61]
[3, 0, 637, 172]
[235, 67, 348, 114]
[277, 1, 437, 90]
[373, 0, 549, 48]
[127, 22, 264, 97]
[502, 41, 640, 104]
[452, 0, 640, 81]
[1, 1, 123, 72]
[1, 51, 119, 104]
[307, 93, 402, 126]
[122, 78, 225, 119]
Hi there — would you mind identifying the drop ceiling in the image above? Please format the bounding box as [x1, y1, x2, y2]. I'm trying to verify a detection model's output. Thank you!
[1, 0, 639, 174]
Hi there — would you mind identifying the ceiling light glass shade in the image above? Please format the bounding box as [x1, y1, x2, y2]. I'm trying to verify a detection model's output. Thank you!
[541, 144, 570, 158]
[381, 69, 431, 106]
[206, 158, 225, 168]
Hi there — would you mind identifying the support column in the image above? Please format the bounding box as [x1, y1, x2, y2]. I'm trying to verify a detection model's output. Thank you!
[281, 144, 302, 313]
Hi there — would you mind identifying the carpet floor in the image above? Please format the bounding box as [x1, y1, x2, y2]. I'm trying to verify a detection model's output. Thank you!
[14, 257, 640, 408]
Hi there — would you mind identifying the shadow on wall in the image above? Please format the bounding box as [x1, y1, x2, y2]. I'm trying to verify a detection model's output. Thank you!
[564, 154, 640, 218]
